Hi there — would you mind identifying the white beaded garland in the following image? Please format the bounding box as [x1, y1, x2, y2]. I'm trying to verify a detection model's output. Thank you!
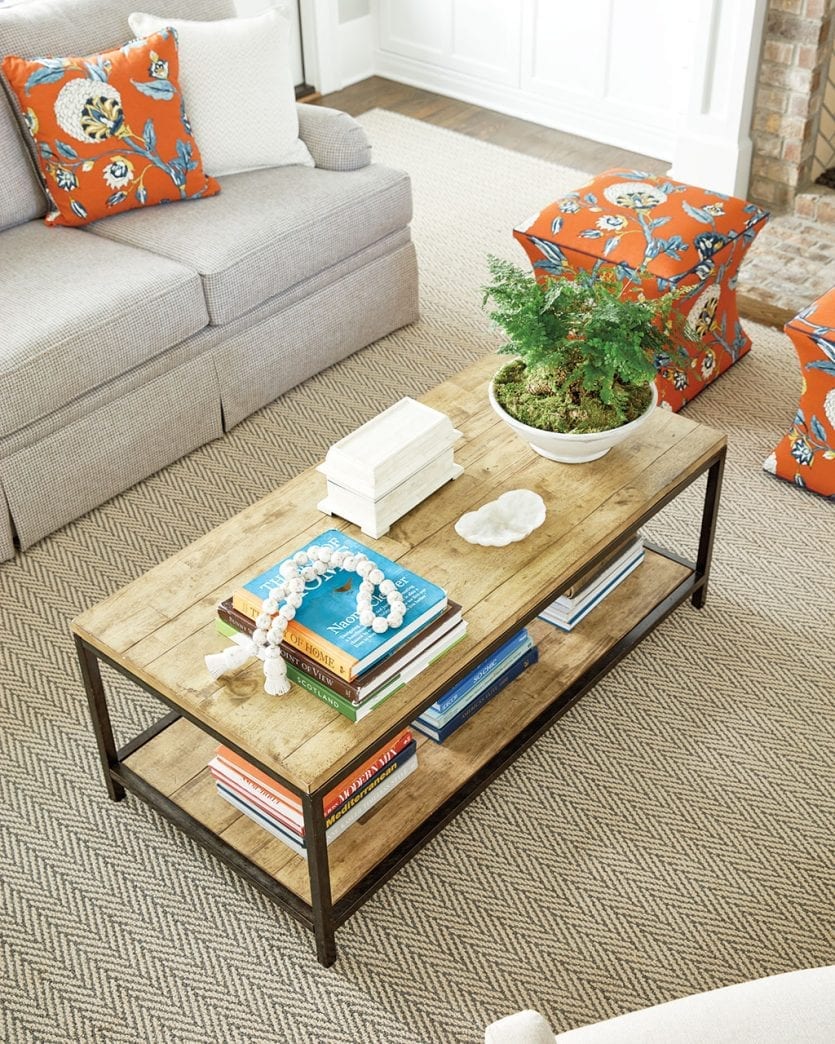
[206, 543, 408, 696]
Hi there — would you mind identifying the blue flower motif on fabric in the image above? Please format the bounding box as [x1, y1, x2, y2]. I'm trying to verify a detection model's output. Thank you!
[694, 231, 728, 259]
[54, 166, 78, 190]
[790, 432, 815, 466]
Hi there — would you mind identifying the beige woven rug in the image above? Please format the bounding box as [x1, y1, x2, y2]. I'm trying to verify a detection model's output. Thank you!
[1, 110, 833, 1044]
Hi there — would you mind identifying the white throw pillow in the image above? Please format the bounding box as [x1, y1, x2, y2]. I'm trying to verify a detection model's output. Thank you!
[128, 7, 313, 177]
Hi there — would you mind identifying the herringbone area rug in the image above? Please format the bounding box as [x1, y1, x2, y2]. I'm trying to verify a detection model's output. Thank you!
[1, 111, 833, 1044]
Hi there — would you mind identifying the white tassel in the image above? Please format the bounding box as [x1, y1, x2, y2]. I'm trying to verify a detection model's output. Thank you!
[263, 655, 291, 696]
[204, 638, 256, 679]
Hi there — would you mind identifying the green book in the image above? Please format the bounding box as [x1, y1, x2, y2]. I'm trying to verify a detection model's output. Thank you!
[216, 618, 467, 722]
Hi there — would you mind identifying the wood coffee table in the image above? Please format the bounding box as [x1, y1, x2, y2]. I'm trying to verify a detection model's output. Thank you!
[72, 353, 726, 965]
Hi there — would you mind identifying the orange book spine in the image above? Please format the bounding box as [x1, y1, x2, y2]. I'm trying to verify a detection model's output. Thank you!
[323, 729, 412, 814]
[231, 589, 262, 621]
[280, 620, 357, 680]
[216, 746, 300, 809]
[230, 592, 357, 680]
[216, 728, 412, 816]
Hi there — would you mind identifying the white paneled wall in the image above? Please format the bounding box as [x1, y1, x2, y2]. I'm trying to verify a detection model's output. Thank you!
[375, 0, 687, 159]
[378, 1, 520, 86]
[298, 0, 767, 193]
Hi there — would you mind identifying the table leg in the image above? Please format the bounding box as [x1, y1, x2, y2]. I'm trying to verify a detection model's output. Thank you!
[74, 635, 125, 802]
[302, 791, 337, 966]
[692, 452, 725, 610]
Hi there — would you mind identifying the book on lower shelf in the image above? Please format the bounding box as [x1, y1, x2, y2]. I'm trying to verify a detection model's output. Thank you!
[538, 534, 645, 632]
[412, 630, 539, 744]
[210, 730, 417, 857]
[230, 529, 448, 681]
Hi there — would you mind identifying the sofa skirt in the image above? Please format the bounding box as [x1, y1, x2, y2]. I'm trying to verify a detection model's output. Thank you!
[0, 234, 419, 558]
[214, 240, 420, 428]
[0, 354, 223, 551]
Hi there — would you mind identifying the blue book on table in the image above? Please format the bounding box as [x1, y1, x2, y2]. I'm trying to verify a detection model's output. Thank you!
[421, 629, 533, 726]
[235, 529, 447, 680]
[413, 645, 539, 743]
[429, 628, 531, 715]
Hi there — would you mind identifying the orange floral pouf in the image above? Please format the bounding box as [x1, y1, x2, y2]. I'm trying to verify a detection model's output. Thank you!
[764, 288, 835, 499]
[513, 169, 769, 412]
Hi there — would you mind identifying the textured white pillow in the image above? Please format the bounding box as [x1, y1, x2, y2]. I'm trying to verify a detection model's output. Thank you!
[128, 7, 313, 177]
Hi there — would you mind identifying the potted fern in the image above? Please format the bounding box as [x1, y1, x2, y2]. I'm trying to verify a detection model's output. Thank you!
[483, 257, 695, 462]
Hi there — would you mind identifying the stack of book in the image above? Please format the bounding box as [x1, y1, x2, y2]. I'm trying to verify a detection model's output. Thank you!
[216, 529, 467, 721]
[210, 730, 417, 858]
[317, 397, 463, 539]
[412, 628, 538, 743]
[539, 533, 645, 632]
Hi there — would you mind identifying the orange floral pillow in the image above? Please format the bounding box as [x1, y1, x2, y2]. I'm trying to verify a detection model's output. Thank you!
[1, 29, 219, 227]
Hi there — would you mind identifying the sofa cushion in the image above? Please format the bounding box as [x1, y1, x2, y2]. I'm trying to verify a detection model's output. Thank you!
[86, 162, 414, 325]
[0, 0, 234, 231]
[0, 220, 208, 436]
[128, 7, 313, 178]
[2, 29, 219, 227]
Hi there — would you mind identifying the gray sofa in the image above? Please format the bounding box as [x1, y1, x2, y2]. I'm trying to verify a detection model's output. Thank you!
[0, 0, 418, 561]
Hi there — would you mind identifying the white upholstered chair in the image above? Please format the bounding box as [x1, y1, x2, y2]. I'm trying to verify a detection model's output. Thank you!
[485, 966, 835, 1043]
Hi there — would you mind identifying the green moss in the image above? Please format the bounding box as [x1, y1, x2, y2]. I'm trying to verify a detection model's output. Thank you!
[494, 360, 652, 434]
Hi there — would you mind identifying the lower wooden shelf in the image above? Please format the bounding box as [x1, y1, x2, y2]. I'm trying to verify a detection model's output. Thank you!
[123, 549, 691, 905]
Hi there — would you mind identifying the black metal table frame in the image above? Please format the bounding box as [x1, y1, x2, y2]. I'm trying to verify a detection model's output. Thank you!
[76, 447, 725, 966]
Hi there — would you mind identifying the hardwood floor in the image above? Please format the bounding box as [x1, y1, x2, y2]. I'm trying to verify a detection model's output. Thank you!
[313, 75, 668, 174]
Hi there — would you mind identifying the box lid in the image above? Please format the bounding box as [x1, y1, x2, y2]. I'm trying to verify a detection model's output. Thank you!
[512, 168, 769, 285]
[317, 398, 462, 496]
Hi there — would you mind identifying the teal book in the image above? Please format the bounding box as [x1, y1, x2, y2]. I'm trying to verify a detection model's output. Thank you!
[232, 529, 447, 680]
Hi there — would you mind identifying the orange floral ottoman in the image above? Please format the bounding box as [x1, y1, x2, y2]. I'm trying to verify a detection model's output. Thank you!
[764, 288, 835, 499]
[513, 169, 769, 411]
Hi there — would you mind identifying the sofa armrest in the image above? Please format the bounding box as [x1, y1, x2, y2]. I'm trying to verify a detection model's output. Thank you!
[296, 104, 371, 171]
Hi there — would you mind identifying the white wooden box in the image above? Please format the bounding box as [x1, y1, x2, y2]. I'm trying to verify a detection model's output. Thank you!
[317, 398, 463, 538]
[317, 397, 462, 499]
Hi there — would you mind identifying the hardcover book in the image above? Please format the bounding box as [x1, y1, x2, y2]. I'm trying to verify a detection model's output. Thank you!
[559, 531, 641, 602]
[419, 629, 533, 728]
[211, 740, 417, 835]
[214, 727, 412, 819]
[217, 597, 464, 703]
[551, 534, 644, 609]
[412, 646, 539, 743]
[540, 543, 645, 632]
[216, 755, 419, 858]
[425, 628, 532, 717]
[286, 623, 467, 722]
[231, 529, 447, 680]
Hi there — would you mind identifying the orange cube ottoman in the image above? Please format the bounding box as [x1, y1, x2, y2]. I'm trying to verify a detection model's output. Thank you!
[764, 288, 835, 499]
[513, 169, 769, 412]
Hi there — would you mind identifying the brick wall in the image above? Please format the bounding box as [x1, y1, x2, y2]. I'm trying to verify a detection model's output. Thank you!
[750, 0, 835, 209]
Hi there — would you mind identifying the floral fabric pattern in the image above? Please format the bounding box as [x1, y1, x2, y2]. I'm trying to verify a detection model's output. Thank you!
[767, 288, 835, 499]
[512, 169, 768, 412]
[1, 30, 218, 227]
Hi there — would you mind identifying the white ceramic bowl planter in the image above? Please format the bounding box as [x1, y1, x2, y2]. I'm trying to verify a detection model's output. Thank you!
[488, 378, 658, 464]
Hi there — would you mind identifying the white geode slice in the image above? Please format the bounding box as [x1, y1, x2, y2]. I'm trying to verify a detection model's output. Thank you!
[454, 489, 546, 547]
